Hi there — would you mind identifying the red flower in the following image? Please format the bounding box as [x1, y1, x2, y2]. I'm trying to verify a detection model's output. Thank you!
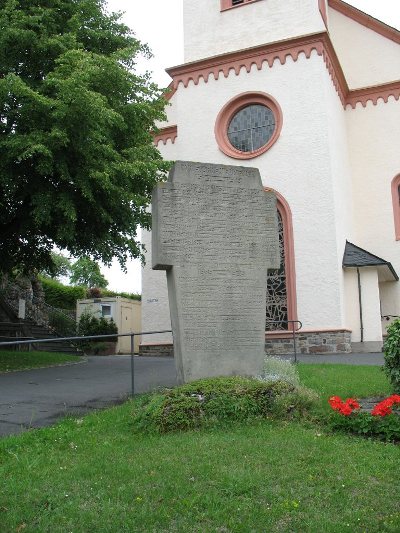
[371, 402, 392, 417]
[345, 398, 360, 410]
[338, 404, 353, 416]
[389, 394, 400, 404]
[328, 396, 360, 415]
[329, 393, 399, 418]
[329, 396, 344, 411]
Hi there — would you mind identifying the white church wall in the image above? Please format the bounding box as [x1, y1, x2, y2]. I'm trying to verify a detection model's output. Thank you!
[328, 7, 400, 89]
[183, 0, 326, 63]
[143, 51, 350, 341]
[141, 139, 177, 344]
[343, 269, 361, 342]
[178, 52, 346, 330]
[380, 282, 399, 336]
[156, 93, 178, 129]
[343, 268, 383, 345]
[141, 227, 173, 344]
[346, 97, 400, 321]
[359, 268, 383, 344]
[322, 51, 355, 328]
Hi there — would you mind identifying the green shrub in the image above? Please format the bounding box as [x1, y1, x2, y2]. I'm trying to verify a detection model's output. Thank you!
[132, 376, 317, 433]
[77, 312, 118, 352]
[40, 276, 86, 310]
[40, 277, 142, 311]
[87, 342, 111, 355]
[329, 411, 400, 442]
[101, 289, 141, 301]
[383, 318, 400, 393]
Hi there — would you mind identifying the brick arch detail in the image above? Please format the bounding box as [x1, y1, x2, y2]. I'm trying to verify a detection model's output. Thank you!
[265, 187, 298, 325]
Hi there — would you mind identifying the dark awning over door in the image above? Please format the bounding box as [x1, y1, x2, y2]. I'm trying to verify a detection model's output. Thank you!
[343, 241, 398, 282]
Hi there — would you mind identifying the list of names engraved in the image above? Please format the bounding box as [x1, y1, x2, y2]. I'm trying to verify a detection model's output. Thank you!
[152, 161, 279, 382]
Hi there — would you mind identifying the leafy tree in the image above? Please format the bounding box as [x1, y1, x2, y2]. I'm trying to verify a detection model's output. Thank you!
[0, 0, 169, 275]
[69, 256, 108, 288]
[41, 252, 72, 279]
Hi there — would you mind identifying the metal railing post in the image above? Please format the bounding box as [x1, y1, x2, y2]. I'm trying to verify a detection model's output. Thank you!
[292, 323, 297, 364]
[130, 334, 135, 397]
[265, 319, 302, 363]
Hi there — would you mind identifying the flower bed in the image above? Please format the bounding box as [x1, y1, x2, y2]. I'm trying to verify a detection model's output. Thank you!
[328, 394, 400, 442]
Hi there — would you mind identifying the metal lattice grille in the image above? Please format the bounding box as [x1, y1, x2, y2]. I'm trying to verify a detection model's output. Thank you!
[227, 105, 275, 152]
[266, 210, 288, 330]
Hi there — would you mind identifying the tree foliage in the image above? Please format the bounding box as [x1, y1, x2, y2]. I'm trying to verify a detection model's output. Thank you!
[383, 318, 400, 393]
[0, 0, 169, 274]
[41, 252, 72, 279]
[69, 256, 108, 288]
[40, 275, 86, 309]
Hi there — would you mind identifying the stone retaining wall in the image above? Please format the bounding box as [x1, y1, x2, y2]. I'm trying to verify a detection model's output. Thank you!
[265, 329, 352, 355]
[140, 329, 352, 357]
[139, 343, 174, 357]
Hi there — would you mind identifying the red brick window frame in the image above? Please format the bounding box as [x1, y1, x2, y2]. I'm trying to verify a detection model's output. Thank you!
[220, 0, 263, 12]
[214, 92, 283, 160]
[391, 174, 400, 240]
[265, 188, 298, 326]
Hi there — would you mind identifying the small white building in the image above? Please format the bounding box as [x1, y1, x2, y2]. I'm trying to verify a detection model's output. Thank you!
[76, 297, 141, 354]
[141, 0, 400, 355]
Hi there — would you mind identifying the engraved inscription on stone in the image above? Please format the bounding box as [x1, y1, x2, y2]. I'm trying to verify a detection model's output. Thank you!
[152, 161, 279, 383]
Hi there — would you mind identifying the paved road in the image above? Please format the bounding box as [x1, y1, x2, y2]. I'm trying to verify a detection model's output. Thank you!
[0, 356, 177, 437]
[0, 352, 384, 437]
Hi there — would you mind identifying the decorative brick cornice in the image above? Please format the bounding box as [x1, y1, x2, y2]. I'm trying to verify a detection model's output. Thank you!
[328, 0, 400, 45]
[153, 125, 177, 146]
[164, 83, 176, 102]
[320, 32, 348, 105]
[166, 33, 332, 90]
[347, 81, 400, 109]
[165, 31, 399, 111]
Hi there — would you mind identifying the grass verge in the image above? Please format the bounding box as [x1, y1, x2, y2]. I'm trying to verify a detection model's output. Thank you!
[0, 350, 81, 373]
[298, 363, 391, 412]
[0, 364, 399, 532]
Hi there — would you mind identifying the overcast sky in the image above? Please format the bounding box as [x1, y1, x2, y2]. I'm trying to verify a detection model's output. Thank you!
[101, 0, 400, 293]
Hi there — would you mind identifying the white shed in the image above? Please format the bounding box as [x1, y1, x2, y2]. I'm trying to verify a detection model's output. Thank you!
[76, 297, 141, 354]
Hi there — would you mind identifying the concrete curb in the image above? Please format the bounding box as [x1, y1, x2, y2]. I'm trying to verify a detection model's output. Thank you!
[0, 356, 88, 375]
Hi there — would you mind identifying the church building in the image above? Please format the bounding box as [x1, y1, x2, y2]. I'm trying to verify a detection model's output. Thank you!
[141, 0, 400, 355]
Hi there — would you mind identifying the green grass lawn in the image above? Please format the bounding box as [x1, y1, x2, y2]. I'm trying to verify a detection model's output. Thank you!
[298, 363, 392, 411]
[0, 364, 399, 533]
[0, 350, 81, 372]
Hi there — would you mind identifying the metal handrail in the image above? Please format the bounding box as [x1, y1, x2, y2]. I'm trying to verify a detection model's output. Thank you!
[381, 315, 400, 321]
[0, 329, 173, 396]
[0, 331, 173, 347]
[265, 320, 303, 363]
[0, 320, 303, 396]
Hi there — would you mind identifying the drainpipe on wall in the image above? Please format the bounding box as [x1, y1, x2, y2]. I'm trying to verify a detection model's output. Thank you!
[357, 267, 364, 343]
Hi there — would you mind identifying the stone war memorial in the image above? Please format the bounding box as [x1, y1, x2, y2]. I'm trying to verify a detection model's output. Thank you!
[152, 161, 279, 383]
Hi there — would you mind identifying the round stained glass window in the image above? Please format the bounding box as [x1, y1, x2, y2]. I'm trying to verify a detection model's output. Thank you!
[227, 104, 276, 153]
[215, 92, 282, 160]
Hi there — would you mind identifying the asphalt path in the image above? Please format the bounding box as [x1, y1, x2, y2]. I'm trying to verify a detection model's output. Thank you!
[0, 356, 177, 437]
[0, 352, 384, 437]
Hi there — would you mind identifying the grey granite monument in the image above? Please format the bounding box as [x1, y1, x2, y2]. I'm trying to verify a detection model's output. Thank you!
[152, 161, 279, 383]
